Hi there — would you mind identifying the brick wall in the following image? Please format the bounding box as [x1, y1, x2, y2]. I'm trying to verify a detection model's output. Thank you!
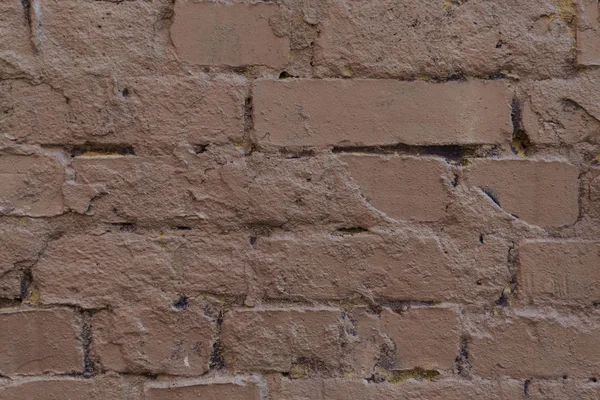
[1, 0, 600, 399]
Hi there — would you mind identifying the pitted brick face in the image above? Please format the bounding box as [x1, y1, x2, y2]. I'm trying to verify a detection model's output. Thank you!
[0, 0, 599, 398]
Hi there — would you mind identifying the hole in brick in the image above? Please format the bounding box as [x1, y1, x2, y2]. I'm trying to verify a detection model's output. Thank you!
[279, 148, 315, 159]
[81, 310, 97, 378]
[451, 173, 459, 187]
[481, 187, 501, 207]
[279, 71, 291, 79]
[524, 378, 532, 397]
[563, 375, 568, 380]
[20, 269, 33, 301]
[496, 40, 504, 48]
[71, 142, 135, 157]
[476, 279, 483, 286]
[249, 236, 257, 246]
[110, 222, 137, 233]
[332, 143, 477, 162]
[590, 377, 598, 383]
[172, 295, 189, 310]
[479, 234, 484, 244]
[193, 144, 209, 154]
[121, 87, 129, 97]
[209, 318, 225, 370]
[455, 335, 471, 378]
[335, 227, 369, 235]
[510, 97, 532, 157]
[175, 226, 192, 231]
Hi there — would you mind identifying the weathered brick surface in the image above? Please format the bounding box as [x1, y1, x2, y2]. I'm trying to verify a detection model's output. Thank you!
[270, 378, 523, 400]
[1, 0, 599, 397]
[519, 241, 600, 304]
[171, 2, 289, 67]
[1, 75, 245, 154]
[471, 315, 600, 379]
[254, 79, 512, 147]
[0, 218, 50, 299]
[341, 155, 450, 221]
[0, 309, 82, 376]
[145, 382, 260, 400]
[464, 159, 580, 227]
[94, 304, 216, 376]
[314, 0, 574, 79]
[222, 309, 342, 373]
[0, 378, 124, 400]
[254, 233, 460, 302]
[35, 232, 249, 308]
[0, 153, 64, 217]
[577, 0, 600, 65]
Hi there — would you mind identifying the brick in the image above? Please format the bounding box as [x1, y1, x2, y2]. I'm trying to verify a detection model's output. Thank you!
[519, 241, 600, 303]
[255, 233, 462, 302]
[354, 308, 460, 373]
[35, 233, 175, 308]
[3, 75, 245, 153]
[271, 378, 521, 400]
[221, 309, 342, 373]
[68, 153, 374, 228]
[471, 316, 600, 378]
[254, 79, 511, 147]
[577, 0, 600, 65]
[0, 309, 82, 376]
[464, 159, 580, 227]
[35, 232, 249, 308]
[341, 155, 450, 222]
[525, 380, 600, 400]
[0, 218, 50, 298]
[145, 382, 260, 400]
[171, 2, 289, 67]
[0, 0, 34, 60]
[0, 154, 64, 217]
[94, 304, 215, 376]
[0, 378, 124, 400]
[33, 0, 174, 77]
[315, 0, 574, 79]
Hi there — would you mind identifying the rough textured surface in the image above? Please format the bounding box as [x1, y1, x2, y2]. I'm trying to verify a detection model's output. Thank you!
[254, 79, 512, 147]
[1, 0, 599, 398]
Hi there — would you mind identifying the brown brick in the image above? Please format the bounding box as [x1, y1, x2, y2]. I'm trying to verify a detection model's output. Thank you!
[315, 0, 573, 79]
[171, 2, 289, 67]
[68, 153, 374, 228]
[519, 241, 600, 303]
[577, 0, 600, 65]
[0, 309, 82, 376]
[33, 0, 173, 77]
[4, 75, 245, 153]
[0, 378, 124, 400]
[341, 155, 450, 222]
[145, 382, 260, 400]
[0, 219, 50, 299]
[94, 304, 215, 376]
[525, 380, 600, 400]
[35, 232, 249, 308]
[35, 233, 175, 308]
[221, 309, 342, 373]
[464, 159, 580, 227]
[255, 233, 460, 302]
[254, 80, 512, 147]
[0, 0, 34, 60]
[354, 308, 460, 373]
[471, 315, 600, 378]
[0, 154, 64, 217]
[271, 377, 521, 400]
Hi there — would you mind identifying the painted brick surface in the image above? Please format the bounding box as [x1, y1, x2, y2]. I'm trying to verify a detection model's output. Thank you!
[0, 0, 598, 397]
